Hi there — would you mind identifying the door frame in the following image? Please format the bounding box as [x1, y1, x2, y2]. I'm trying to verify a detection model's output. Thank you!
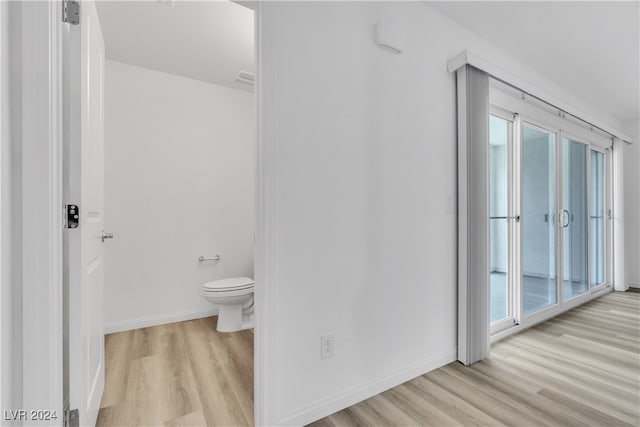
[588, 144, 612, 293]
[560, 132, 592, 302]
[11, 1, 65, 423]
[0, 0, 5, 409]
[15, 2, 274, 426]
[253, 2, 275, 425]
[487, 108, 518, 335]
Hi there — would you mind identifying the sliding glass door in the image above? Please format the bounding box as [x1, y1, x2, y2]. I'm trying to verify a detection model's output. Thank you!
[590, 148, 607, 288]
[521, 124, 557, 315]
[563, 138, 589, 300]
[489, 110, 611, 334]
[489, 115, 513, 325]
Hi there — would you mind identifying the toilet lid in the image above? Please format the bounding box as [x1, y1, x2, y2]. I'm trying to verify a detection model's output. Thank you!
[203, 277, 254, 292]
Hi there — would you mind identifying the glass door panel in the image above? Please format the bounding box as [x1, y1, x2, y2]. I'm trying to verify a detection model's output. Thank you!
[488, 105, 613, 337]
[562, 138, 589, 299]
[590, 150, 606, 286]
[521, 125, 557, 316]
[489, 115, 511, 324]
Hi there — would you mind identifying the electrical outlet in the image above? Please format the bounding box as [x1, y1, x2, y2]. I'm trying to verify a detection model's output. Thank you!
[321, 333, 334, 359]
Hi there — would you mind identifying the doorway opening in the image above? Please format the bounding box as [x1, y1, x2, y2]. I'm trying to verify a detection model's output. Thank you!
[62, 1, 257, 425]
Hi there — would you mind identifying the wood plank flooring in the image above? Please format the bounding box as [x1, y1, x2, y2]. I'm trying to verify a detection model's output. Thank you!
[96, 290, 639, 427]
[312, 289, 640, 427]
[96, 316, 253, 427]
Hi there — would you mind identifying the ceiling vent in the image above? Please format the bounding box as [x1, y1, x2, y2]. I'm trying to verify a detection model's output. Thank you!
[236, 71, 255, 85]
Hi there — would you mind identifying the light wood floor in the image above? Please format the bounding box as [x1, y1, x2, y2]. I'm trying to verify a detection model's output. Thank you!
[312, 289, 640, 427]
[96, 316, 253, 427]
[96, 290, 639, 427]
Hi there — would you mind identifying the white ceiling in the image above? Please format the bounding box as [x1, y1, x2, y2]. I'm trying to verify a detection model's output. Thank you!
[427, 1, 640, 122]
[96, 1, 254, 92]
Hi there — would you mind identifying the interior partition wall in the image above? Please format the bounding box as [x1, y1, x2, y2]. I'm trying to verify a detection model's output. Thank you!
[488, 84, 613, 339]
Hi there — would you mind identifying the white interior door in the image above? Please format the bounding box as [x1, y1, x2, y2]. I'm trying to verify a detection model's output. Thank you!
[66, 1, 106, 425]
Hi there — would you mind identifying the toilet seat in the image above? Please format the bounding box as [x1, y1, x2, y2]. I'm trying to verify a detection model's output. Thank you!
[203, 277, 254, 293]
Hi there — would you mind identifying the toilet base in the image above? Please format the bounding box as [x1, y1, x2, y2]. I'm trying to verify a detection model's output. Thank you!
[241, 311, 255, 330]
[216, 304, 254, 333]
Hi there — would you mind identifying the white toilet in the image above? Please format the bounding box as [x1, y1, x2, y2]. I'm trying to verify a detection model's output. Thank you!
[203, 277, 255, 332]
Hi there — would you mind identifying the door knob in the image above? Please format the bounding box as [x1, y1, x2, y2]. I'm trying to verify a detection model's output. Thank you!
[101, 231, 114, 242]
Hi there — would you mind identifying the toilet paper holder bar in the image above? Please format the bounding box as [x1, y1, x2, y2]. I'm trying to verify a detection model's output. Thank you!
[198, 255, 221, 262]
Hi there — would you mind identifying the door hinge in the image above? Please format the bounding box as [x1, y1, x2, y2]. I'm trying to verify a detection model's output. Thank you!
[66, 409, 79, 427]
[63, 0, 80, 25]
[65, 204, 80, 229]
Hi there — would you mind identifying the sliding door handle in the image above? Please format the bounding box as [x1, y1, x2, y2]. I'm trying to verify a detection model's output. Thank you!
[489, 215, 520, 222]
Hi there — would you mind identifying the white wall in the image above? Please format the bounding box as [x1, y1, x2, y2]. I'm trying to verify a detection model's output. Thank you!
[1, 1, 22, 415]
[0, 0, 11, 413]
[104, 60, 255, 332]
[624, 119, 640, 287]
[258, 2, 628, 425]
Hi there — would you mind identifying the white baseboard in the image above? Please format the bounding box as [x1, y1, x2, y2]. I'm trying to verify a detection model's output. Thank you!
[629, 283, 640, 289]
[277, 347, 457, 426]
[104, 306, 219, 334]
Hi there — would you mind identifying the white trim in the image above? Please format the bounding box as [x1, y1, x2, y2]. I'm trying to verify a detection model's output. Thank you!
[613, 138, 627, 291]
[254, 3, 276, 425]
[0, 0, 4, 410]
[512, 113, 523, 327]
[104, 306, 220, 334]
[277, 348, 457, 427]
[1, 1, 20, 411]
[448, 50, 632, 144]
[589, 145, 610, 291]
[606, 147, 614, 289]
[20, 2, 64, 424]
